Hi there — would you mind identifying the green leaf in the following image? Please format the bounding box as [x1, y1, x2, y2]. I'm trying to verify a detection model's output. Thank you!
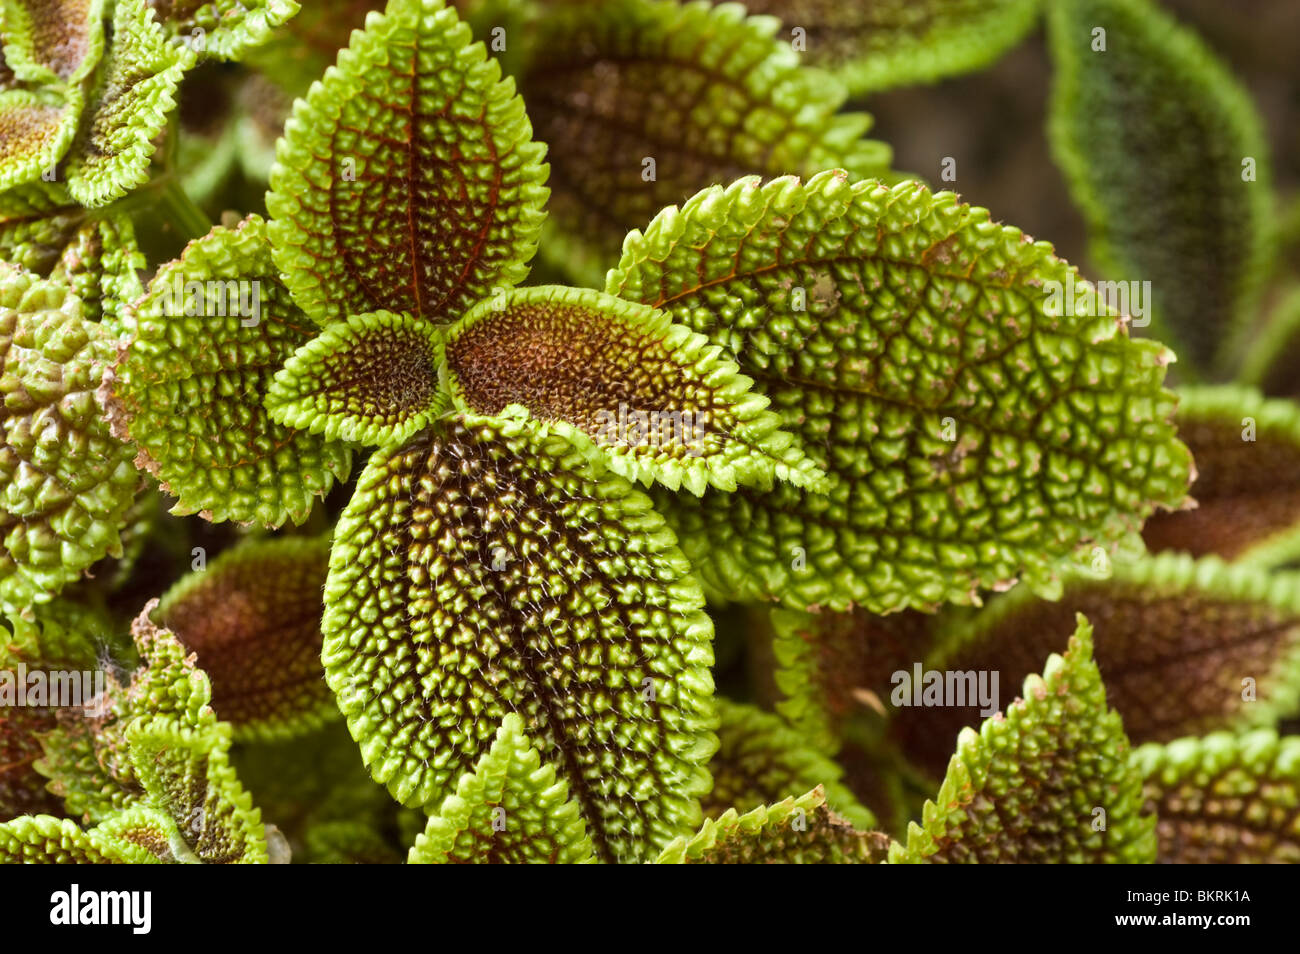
[407, 713, 596, 864]
[890, 617, 1156, 863]
[609, 172, 1192, 614]
[94, 804, 189, 861]
[441, 284, 825, 494]
[654, 785, 888, 863]
[0, 0, 106, 84]
[266, 0, 549, 326]
[1133, 729, 1300, 863]
[0, 812, 161, 862]
[103, 215, 352, 528]
[147, 0, 300, 61]
[125, 715, 268, 863]
[64, 0, 196, 207]
[517, 0, 890, 285]
[155, 535, 336, 741]
[704, 699, 875, 830]
[0, 86, 83, 192]
[889, 553, 1300, 780]
[1143, 386, 1300, 566]
[322, 413, 717, 863]
[1046, 0, 1273, 375]
[771, 607, 937, 754]
[738, 0, 1041, 94]
[266, 310, 446, 447]
[1, 266, 139, 613]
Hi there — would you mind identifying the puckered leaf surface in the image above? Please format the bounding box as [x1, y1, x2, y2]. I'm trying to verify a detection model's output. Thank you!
[0, 0, 106, 84]
[322, 413, 717, 863]
[155, 535, 335, 741]
[146, 0, 300, 61]
[103, 215, 352, 528]
[704, 699, 874, 830]
[1133, 729, 1300, 863]
[441, 285, 824, 494]
[517, 0, 890, 285]
[0, 86, 83, 223]
[1046, 0, 1273, 374]
[1, 266, 138, 613]
[266, 0, 549, 326]
[655, 784, 888, 864]
[739, 0, 1041, 94]
[64, 0, 197, 207]
[1143, 387, 1300, 566]
[891, 619, 1156, 863]
[407, 713, 596, 863]
[266, 310, 446, 447]
[889, 553, 1300, 779]
[0, 812, 162, 862]
[609, 173, 1192, 613]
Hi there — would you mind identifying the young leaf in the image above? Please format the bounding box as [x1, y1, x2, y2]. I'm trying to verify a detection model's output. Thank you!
[654, 785, 888, 864]
[771, 607, 937, 753]
[407, 713, 596, 864]
[441, 285, 825, 494]
[146, 0, 300, 62]
[266, 310, 446, 447]
[517, 0, 890, 285]
[1142, 386, 1300, 566]
[889, 553, 1300, 780]
[266, 0, 549, 326]
[0, 812, 162, 863]
[102, 215, 353, 528]
[64, 0, 197, 207]
[609, 173, 1192, 614]
[1046, 0, 1273, 374]
[739, 0, 1041, 94]
[0, 85, 83, 196]
[1, 266, 139, 613]
[891, 618, 1156, 863]
[1133, 729, 1300, 863]
[94, 804, 190, 862]
[0, 0, 106, 84]
[322, 413, 717, 863]
[155, 535, 336, 741]
[704, 699, 875, 831]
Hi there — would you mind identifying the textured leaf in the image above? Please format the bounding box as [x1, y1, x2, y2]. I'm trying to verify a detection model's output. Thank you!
[1, 266, 138, 613]
[610, 172, 1192, 613]
[771, 607, 936, 753]
[0, 812, 161, 862]
[155, 535, 335, 741]
[1046, 0, 1273, 374]
[64, 0, 196, 207]
[266, 310, 446, 447]
[103, 215, 352, 528]
[1143, 386, 1300, 566]
[93, 804, 188, 861]
[441, 284, 824, 494]
[518, 0, 890, 285]
[0, 85, 82, 192]
[655, 785, 888, 864]
[890, 553, 1300, 779]
[322, 413, 717, 863]
[1133, 729, 1300, 864]
[146, 0, 300, 61]
[266, 0, 549, 326]
[739, 0, 1041, 94]
[125, 715, 268, 863]
[0, 0, 106, 84]
[890, 618, 1156, 863]
[703, 699, 874, 830]
[407, 713, 596, 864]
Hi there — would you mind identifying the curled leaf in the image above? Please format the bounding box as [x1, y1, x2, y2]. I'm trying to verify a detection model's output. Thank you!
[442, 285, 824, 494]
[147, 0, 300, 61]
[0, 86, 83, 192]
[322, 414, 717, 863]
[0, 0, 106, 84]
[0, 812, 161, 862]
[610, 173, 1192, 613]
